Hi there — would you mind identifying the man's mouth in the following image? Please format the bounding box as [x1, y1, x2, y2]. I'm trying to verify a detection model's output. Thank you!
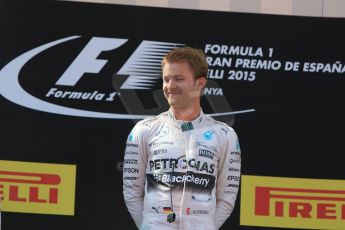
[168, 91, 180, 95]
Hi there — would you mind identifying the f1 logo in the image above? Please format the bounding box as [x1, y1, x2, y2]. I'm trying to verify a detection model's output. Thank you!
[56, 37, 127, 86]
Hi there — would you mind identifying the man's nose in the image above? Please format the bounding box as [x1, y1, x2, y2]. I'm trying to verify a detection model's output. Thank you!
[167, 79, 176, 89]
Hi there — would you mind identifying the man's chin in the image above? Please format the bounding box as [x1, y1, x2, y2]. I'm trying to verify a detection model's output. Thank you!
[167, 98, 182, 108]
[168, 95, 178, 102]
[167, 99, 177, 106]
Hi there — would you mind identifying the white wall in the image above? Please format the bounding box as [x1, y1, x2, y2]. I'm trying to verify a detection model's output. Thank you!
[65, 0, 345, 17]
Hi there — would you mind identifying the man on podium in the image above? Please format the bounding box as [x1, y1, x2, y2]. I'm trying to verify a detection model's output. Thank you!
[123, 47, 241, 230]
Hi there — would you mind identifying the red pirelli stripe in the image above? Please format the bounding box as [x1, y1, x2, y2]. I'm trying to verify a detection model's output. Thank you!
[0, 171, 61, 185]
[270, 194, 345, 201]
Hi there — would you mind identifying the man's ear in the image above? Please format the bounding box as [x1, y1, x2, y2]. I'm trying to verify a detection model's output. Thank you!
[198, 77, 207, 89]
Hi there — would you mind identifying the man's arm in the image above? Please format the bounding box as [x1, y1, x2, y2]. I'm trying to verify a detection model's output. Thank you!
[123, 122, 148, 228]
[215, 128, 241, 229]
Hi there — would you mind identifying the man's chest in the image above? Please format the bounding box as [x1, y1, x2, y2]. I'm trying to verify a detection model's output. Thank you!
[146, 127, 220, 175]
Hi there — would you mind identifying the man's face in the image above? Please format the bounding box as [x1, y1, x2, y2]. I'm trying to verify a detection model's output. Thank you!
[162, 61, 205, 110]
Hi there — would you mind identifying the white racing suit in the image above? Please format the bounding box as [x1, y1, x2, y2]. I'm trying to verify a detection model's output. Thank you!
[123, 110, 241, 230]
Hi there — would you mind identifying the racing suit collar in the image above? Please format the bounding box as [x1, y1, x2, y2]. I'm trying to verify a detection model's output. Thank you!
[167, 109, 205, 131]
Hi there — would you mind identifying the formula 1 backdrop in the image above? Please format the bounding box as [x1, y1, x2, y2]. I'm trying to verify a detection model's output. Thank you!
[0, 0, 344, 229]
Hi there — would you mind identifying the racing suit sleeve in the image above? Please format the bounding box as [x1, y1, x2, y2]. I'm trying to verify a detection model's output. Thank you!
[215, 128, 241, 229]
[123, 122, 148, 229]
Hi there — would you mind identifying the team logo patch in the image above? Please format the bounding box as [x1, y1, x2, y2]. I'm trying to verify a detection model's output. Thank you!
[203, 131, 214, 140]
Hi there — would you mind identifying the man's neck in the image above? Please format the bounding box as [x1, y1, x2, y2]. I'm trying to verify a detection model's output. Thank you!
[170, 106, 201, 121]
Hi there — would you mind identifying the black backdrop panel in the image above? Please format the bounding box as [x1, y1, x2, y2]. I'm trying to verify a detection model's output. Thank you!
[0, 0, 344, 229]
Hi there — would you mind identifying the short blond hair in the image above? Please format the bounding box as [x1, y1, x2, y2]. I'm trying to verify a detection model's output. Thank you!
[162, 47, 208, 79]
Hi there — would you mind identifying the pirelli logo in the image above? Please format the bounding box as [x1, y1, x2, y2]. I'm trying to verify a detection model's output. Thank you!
[0, 160, 76, 215]
[241, 175, 345, 230]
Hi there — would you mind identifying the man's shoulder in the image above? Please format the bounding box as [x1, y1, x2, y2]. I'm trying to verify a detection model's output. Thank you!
[203, 114, 236, 136]
[135, 111, 169, 128]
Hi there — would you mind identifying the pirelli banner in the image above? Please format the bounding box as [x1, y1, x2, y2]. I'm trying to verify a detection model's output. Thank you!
[0, 0, 344, 229]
